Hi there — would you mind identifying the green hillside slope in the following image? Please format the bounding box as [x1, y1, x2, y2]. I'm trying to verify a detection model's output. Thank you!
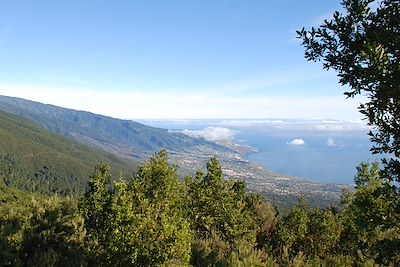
[0, 109, 136, 196]
[0, 95, 228, 160]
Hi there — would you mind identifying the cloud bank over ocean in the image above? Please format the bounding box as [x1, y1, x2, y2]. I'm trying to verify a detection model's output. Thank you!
[181, 127, 235, 142]
[287, 139, 305, 146]
[140, 118, 376, 184]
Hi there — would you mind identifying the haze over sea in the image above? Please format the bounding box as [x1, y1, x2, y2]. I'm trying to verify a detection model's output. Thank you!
[138, 119, 379, 185]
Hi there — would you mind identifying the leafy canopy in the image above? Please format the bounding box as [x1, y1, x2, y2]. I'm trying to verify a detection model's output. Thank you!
[80, 150, 191, 267]
[297, 0, 400, 184]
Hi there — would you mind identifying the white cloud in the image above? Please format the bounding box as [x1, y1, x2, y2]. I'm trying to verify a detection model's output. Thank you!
[313, 123, 369, 132]
[182, 127, 235, 142]
[287, 139, 305, 146]
[326, 138, 345, 148]
[211, 119, 369, 133]
[327, 138, 335, 147]
[0, 83, 364, 120]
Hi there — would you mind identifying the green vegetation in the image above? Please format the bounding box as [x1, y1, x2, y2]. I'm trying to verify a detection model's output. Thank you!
[0, 95, 226, 158]
[0, 95, 345, 210]
[0, 0, 399, 265]
[297, 0, 400, 186]
[0, 109, 136, 196]
[80, 151, 191, 266]
[0, 185, 86, 266]
[295, 0, 400, 262]
[1, 151, 399, 266]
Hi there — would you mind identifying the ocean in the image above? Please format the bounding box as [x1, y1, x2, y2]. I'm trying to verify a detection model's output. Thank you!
[138, 119, 380, 184]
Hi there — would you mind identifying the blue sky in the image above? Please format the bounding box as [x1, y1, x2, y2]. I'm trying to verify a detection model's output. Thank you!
[0, 0, 364, 119]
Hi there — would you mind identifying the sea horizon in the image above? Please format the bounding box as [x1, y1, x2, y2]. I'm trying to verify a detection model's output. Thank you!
[137, 118, 379, 185]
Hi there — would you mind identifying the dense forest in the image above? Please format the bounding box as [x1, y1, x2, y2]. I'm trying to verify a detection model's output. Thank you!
[0, 109, 136, 197]
[1, 0, 399, 266]
[0, 151, 399, 266]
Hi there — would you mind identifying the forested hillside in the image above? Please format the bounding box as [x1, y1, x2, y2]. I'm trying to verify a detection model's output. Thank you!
[0, 95, 228, 159]
[0, 109, 136, 196]
[0, 93, 398, 265]
[1, 151, 398, 266]
[0, 0, 399, 265]
[0, 95, 349, 209]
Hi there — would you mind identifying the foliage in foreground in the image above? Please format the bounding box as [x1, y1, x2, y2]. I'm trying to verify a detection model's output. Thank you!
[297, 0, 400, 186]
[1, 151, 399, 266]
[80, 150, 191, 266]
[0, 186, 86, 266]
[1, 0, 399, 265]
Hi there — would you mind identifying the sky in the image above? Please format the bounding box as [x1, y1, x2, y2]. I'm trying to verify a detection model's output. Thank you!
[0, 0, 365, 120]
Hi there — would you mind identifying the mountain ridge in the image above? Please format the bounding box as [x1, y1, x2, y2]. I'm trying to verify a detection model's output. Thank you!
[0, 95, 229, 160]
[0, 108, 136, 196]
[0, 95, 350, 207]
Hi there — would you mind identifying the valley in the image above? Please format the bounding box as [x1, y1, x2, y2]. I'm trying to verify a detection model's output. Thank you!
[0, 95, 349, 207]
